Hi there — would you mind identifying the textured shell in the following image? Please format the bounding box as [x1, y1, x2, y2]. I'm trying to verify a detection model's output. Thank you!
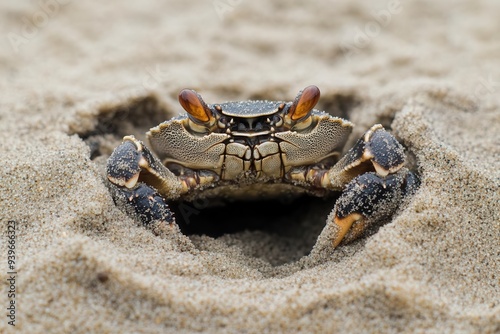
[216, 101, 283, 117]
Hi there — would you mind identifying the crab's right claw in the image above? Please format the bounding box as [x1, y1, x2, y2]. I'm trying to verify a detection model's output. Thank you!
[331, 170, 419, 247]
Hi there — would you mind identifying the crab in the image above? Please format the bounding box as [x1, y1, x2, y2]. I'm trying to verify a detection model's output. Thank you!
[106, 85, 419, 247]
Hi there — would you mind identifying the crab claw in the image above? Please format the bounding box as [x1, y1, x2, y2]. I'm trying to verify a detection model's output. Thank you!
[328, 124, 407, 189]
[109, 183, 175, 226]
[107, 136, 184, 226]
[106, 138, 143, 189]
[331, 169, 418, 247]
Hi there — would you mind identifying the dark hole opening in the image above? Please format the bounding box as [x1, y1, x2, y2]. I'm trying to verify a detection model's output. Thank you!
[171, 195, 337, 265]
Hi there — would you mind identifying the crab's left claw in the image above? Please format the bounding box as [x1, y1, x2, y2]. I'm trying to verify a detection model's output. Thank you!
[326, 124, 419, 247]
[332, 170, 419, 247]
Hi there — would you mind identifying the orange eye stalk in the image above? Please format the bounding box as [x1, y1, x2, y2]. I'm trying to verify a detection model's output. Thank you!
[178, 89, 212, 123]
[288, 85, 320, 121]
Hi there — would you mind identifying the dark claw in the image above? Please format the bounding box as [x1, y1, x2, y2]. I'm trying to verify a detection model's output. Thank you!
[106, 141, 142, 186]
[335, 173, 402, 219]
[332, 169, 415, 247]
[111, 183, 175, 226]
[328, 125, 408, 189]
[367, 127, 405, 172]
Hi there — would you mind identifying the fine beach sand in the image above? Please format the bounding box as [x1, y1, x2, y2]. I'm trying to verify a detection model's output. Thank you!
[1, 0, 499, 333]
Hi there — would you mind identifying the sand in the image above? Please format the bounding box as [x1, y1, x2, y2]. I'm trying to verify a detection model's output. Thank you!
[1, 0, 499, 333]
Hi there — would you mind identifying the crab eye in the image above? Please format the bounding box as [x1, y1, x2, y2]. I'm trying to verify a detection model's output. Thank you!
[287, 85, 320, 121]
[217, 116, 229, 129]
[178, 89, 212, 123]
[272, 114, 283, 127]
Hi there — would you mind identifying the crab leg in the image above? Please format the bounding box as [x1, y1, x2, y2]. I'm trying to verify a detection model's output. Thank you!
[324, 125, 419, 247]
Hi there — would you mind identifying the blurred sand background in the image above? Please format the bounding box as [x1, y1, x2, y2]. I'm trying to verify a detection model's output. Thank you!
[1, 0, 499, 333]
